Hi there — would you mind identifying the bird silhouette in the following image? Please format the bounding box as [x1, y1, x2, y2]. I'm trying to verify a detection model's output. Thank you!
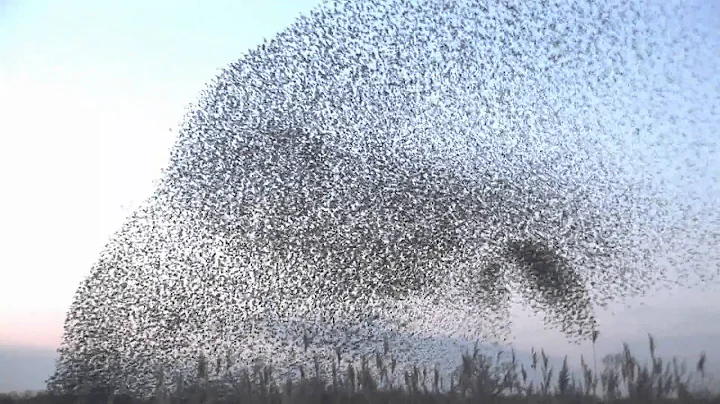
[48, 0, 720, 397]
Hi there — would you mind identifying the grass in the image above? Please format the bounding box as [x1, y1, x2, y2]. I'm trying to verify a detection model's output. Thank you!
[2, 334, 717, 404]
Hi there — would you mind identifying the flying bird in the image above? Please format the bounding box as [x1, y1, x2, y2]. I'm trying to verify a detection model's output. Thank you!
[49, 0, 720, 397]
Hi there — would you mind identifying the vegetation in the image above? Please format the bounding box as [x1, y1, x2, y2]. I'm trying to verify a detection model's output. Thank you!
[2, 334, 717, 403]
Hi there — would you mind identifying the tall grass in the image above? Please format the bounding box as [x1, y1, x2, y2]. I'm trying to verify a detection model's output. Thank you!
[2, 334, 717, 404]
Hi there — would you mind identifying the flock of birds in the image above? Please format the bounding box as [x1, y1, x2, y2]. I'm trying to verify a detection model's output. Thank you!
[49, 0, 719, 396]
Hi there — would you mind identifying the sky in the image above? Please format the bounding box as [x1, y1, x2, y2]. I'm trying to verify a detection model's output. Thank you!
[0, 0, 719, 394]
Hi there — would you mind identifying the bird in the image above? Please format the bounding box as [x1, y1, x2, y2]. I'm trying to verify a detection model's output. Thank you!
[48, 0, 720, 397]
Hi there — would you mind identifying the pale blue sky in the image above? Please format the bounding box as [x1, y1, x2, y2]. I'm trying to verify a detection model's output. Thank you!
[0, 0, 718, 393]
[0, 0, 321, 349]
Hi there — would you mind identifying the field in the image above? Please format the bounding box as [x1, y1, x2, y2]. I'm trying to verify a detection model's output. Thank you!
[2, 335, 717, 404]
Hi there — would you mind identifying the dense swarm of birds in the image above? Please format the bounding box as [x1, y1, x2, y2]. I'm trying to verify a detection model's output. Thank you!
[49, 0, 719, 397]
